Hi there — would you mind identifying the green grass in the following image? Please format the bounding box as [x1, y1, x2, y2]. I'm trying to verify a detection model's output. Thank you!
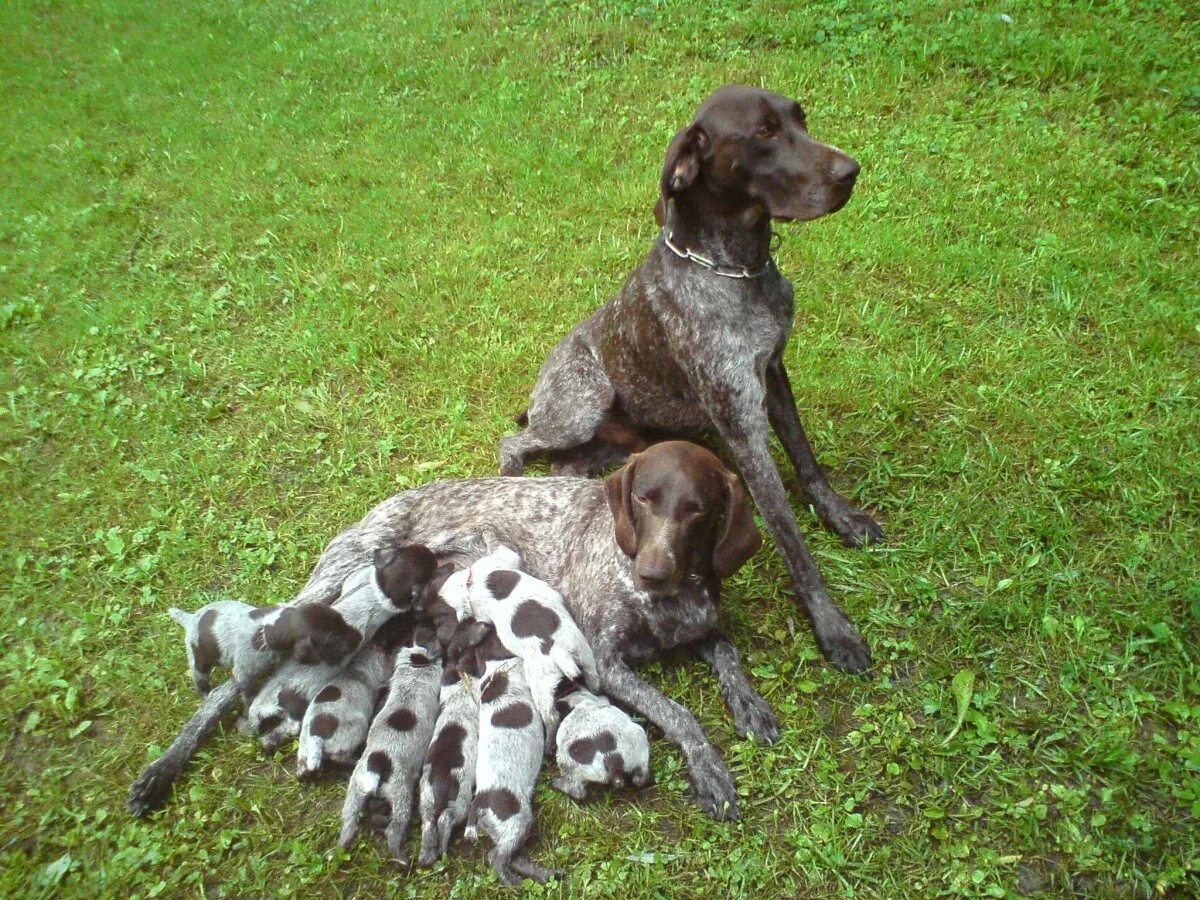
[2, 0, 1198, 895]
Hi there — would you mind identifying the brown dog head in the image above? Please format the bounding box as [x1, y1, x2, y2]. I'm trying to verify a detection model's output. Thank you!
[373, 543, 438, 611]
[285, 604, 363, 665]
[656, 85, 859, 226]
[605, 441, 761, 595]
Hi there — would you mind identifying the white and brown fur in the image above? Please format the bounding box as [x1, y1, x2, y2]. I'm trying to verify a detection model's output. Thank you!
[444, 545, 600, 751]
[339, 639, 443, 860]
[465, 654, 559, 885]
[296, 641, 391, 778]
[330, 544, 438, 646]
[168, 599, 361, 699]
[552, 687, 651, 800]
[416, 623, 505, 866]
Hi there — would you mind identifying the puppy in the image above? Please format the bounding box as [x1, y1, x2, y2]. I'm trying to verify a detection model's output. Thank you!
[242, 655, 348, 752]
[552, 687, 652, 799]
[465, 655, 558, 886]
[332, 544, 438, 644]
[296, 642, 391, 778]
[444, 545, 600, 750]
[169, 599, 360, 698]
[339, 639, 442, 860]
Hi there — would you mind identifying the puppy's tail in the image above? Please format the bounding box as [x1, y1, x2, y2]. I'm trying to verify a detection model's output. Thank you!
[168, 607, 193, 629]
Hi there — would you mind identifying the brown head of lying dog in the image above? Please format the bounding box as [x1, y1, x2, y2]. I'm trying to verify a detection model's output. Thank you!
[606, 441, 761, 595]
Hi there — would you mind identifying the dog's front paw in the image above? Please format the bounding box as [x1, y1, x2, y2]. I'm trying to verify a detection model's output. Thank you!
[727, 688, 780, 744]
[686, 744, 739, 820]
[127, 758, 180, 817]
[814, 610, 873, 674]
[818, 496, 885, 548]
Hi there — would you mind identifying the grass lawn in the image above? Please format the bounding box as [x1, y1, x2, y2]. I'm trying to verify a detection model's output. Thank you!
[2, 0, 1198, 895]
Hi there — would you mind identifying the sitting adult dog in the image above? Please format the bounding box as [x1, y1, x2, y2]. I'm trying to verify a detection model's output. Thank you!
[129, 441, 774, 820]
[500, 85, 883, 673]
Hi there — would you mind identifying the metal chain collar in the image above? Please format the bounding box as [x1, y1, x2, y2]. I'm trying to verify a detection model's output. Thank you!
[663, 231, 775, 279]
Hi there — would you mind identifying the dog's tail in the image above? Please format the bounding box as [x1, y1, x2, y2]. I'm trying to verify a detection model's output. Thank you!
[514, 410, 528, 428]
[168, 607, 193, 629]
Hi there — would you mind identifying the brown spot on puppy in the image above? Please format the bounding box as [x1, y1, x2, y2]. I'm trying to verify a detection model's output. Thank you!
[480, 670, 509, 703]
[568, 737, 598, 764]
[596, 730, 617, 753]
[194, 608, 221, 674]
[475, 788, 521, 821]
[279, 688, 309, 721]
[315, 685, 342, 703]
[511, 600, 559, 655]
[388, 708, 417, 731]
[249, 606, 276, 620]
[485, 569, 520, 600]
[310, 713, 339, 739]
[367, 750, 392, 783]
[491, 702, 534, 729]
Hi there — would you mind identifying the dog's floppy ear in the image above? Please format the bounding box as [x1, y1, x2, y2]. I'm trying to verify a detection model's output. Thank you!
[659, 123, 709, 213]
[712, 471, 761, 578]
[605, 452, 642, 558]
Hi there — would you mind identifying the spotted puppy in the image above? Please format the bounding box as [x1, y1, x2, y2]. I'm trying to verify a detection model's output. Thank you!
[444, 545, 600, 750]
[416, 623, 505, 866]
[168, 599, 361, 698]
[332, 544, 438, 644]
[465, 655, 558, 886]
[339, 640, 442, 860]
[296, 642, 391, 778]
[553, 687, 651, 800]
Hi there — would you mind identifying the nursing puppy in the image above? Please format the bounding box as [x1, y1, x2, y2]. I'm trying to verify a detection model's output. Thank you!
[332, 544, 438, 644]
[444, 545, 600, 750]
[465, 655, 558, 886]
[168, 599, 360, 698]
[296, 642, 391, 778]
[242, 655, 348, 752]
[339, 640, 442, 860]
[416, 623, 504, 866]
[553, 687, 651, 800]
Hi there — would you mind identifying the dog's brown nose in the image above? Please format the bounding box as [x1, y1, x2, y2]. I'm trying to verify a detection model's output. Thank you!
[832, 156, 860, 185]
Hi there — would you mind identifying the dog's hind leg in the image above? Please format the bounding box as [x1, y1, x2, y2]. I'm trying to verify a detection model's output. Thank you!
[500, 334, 614, 476]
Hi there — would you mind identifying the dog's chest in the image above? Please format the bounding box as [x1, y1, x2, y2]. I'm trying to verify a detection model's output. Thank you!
[620, 582, 719, 665]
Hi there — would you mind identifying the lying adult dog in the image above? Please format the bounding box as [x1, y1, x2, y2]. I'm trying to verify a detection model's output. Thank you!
[130, 441, 775, 820]
[500, 85, 882, 673]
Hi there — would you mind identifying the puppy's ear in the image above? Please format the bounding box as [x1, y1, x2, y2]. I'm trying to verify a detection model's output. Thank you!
[261, 607, 298, 652]
[605, 453, 641, 558]
[659, 123, 710, 212]
[712, 471, 762, 578]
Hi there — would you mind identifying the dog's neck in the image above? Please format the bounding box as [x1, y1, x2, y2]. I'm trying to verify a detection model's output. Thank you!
[663, 189, 773, 273]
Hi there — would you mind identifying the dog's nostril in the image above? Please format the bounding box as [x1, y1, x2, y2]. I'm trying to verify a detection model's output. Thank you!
[833, 158, 860, 184]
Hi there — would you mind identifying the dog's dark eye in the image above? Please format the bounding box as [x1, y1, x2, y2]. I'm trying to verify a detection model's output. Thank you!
[757, 123, 778, 140]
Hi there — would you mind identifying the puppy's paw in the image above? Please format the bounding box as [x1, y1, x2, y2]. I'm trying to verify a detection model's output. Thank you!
[686, 744, 739, 821]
